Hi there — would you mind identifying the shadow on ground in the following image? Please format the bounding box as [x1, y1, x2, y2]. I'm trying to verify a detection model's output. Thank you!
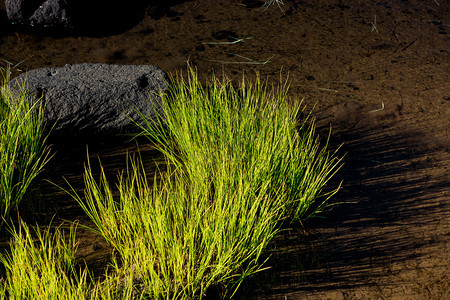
[236, 121, 449, 298]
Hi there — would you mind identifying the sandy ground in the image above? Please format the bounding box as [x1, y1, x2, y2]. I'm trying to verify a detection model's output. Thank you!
[0, 0, 449, 298]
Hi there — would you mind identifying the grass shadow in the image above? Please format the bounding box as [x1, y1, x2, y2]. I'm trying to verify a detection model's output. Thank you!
[236, 122, 449, 298]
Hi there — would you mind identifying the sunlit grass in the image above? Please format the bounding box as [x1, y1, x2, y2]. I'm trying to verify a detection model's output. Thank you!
[0, 220, 93, 299]
[0, 63, 341, 299]
[137, 66, 341, 222]
[0, 65, 52, 226]
[0, 218, 149, 299]
[68, 65, 341, 298]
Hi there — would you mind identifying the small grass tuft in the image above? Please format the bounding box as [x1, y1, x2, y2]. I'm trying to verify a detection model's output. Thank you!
[0, 64, 52, 227]
[0, 220, 93, 299]
[261, 0, 285, 13]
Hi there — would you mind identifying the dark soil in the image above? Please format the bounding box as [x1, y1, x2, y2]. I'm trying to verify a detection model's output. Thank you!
[1, 0, 449, 298]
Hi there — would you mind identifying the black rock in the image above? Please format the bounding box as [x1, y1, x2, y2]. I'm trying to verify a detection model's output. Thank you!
[6, 0, 72, 29]
[29, 0, 72, 29]
[5, 0, 147, 35]
[8, 63, 169, 137]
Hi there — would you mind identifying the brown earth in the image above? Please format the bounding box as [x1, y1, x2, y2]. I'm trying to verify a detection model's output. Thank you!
[0, 0, 449, 299]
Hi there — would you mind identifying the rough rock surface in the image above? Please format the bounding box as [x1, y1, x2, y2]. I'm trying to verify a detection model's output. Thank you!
[9, 63, 169, 136]
[5, 0, 145, 34]
[4, 0, 27, 23]
[6, 0, 72, 29]
[29, 0, 71, 28]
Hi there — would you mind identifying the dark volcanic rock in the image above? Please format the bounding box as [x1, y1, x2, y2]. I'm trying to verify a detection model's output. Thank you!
[29, 0, 72, 28]
[6, 0, 72, 29]
[5, 0, 31, 23]
[5, 0, 147, 35]
[9, 63, 169, 137]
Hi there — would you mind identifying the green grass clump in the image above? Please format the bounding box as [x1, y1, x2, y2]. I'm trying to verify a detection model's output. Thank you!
[0, 219, 141, 299]
[138, 67, 341, 222]
[69, 66, 341, 299]
[71, 153, 280, 298]
[0, 221, 92, 299]
[0, 66, 51, 226]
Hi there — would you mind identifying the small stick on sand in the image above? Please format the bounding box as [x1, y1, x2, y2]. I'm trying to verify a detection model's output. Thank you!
[317, 87, 338, 93]
[204, 54, 272, 65]
[371, 15, 379, 33]
[367, 102, 385, 114]
[202, 36, 253, 45]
